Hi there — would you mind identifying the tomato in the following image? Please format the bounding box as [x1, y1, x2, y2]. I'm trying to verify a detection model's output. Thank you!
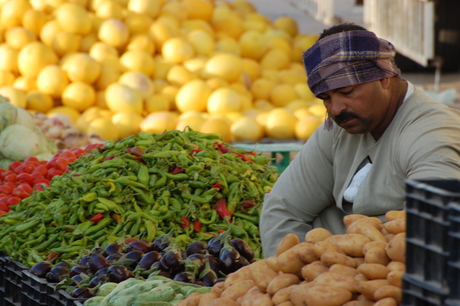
[17, 163, 37, 174]
[12, 187, 29, 199]
[4, 182, 16, 189]
[24, 157, 39, 164]
[70, 147, 86, 158]
[0, 211, 7, 216]
[0, 170, 11, 180]
[33, 179, 50, 188]
[6, 197, 21, 206]
[31, 172, 45, 181]
[8, 161, 22, 173]
[32, 165, 48, 176]
[60, 150, 77, 163]
[0, 197, 8, 206]
[54, 157, 69, 172]
[85, 143, 103, 152]
[4, 174, 17, 182]
[45, 154, 60, 169]
[16, 173, 34, 183]
[47, 169, 63, 180]
[0, 185, 13, 194]
[17, 183, 33, 195]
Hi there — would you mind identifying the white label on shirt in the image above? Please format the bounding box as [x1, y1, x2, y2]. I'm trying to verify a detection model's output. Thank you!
[343, 162, 372, 203]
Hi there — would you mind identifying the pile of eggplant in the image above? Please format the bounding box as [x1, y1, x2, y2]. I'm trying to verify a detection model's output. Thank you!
[28, 229, 255, 299]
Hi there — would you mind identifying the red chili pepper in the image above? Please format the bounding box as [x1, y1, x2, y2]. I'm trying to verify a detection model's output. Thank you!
[89, 213, 105, 223]
[170, 166, 184, 174]
[216, 199, 232, 220]
[194, 221, 201, 232]
[125, 146, 145, 157]
[211, 182, 222, 190]
[217, 229, 225, 234]
[242, 200, 257, 208]
[124, 238, 138, 244]
[189, 148, 202, 155]
[214, 142, 230, 153]
[206, 231, 218, 237]
[181, 215, 190, 228]
[46, 252, 58, 261]
[101, 155, 120, 161]
[232, 151, 253, 163]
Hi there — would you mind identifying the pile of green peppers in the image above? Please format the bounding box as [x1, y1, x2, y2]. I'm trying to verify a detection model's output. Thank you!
[0, 129, 279, 266]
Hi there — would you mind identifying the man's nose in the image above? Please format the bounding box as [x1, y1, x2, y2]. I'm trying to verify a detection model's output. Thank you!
[328, 96, 347, 118]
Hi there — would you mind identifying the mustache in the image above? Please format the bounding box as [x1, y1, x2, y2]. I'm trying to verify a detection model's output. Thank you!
[333, 111, 358, 124]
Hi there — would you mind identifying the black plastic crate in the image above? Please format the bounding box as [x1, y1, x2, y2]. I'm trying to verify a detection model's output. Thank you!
[449, 202, 460, 263]
[4, 259, 28, 303]
[0, 255, 7, 288]
[21, 270, 50, 305]
[21, 291, 47, 306]
[0, 286, 6, 302]
[57, 289, 88, 306]
[402, 273, 449, 306]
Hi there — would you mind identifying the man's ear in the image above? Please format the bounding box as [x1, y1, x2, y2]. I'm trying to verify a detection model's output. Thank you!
[380, 77, 391, 89]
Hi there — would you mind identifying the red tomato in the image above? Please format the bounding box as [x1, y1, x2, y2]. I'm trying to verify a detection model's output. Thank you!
[0, 185, 12, 194]
[45, 154, 60, 169]
[0, 197, 9, 206]
[18, 163, 37, 174]
[32, 165, 48, 176]
[31, 172, 45, 181]
[8, 161, 22, 173]
[24, 157, 39, 163]
[12, 187, 29, 199]
[54, 158, 69, 172]
[60, 150, 77, 163]
[0, 211, 7, 216]
[47, 169, 63, 179]
[70, 147, 85, 158]
[4, 174, 17, 182]
[0, 170, 11, 180]
[6, 197, 21, 206]
[17, 183, 33, 195]
[16, 173, 34, 183]
[33, 179, 50, 188]
[4, 182, 16, 189]
[0, 203, 8, 212]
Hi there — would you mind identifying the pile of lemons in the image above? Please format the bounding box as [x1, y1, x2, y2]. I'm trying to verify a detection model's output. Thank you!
[0, 0, 325, 142]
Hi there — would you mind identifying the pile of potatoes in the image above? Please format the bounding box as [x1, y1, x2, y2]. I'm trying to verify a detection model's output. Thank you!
[178, 210, 407, 306]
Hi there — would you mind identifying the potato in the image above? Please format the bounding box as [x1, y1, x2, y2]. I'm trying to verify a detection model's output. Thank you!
[289, 282, 317, 306]
[251, 293, 274, 306]
[354, 274, 368, 282]
[249, 260, 280, 292]
[329, 264, 359, 277]
[211, 281, 225, 297]
[386, 261, 406, 273]
[278, 302, 294, 306]
[221, 279, 255, 301]
[271, 286, 294, 305]
[343, 214, 367, 227]
[277, 246, 305, 276]
[394, 232, 406, 239]
[384, 210, 406, 222]
[374, 297, 398, 306]
[208, 298, 240, 306]
[325, 234, 371, 257]
[385, 237, 406, 263]
[301, 261, 328, 281]
[239, 286, 264, 306]
[383, 218, 406, 234]
[276, 233, 300, 256]
[198, 292, 220, 306]
[267, 274, 300, 295]
[384, 234, 395, 242]
[381, 228, 390, 235]
[354, 257, 365, 267]
[305, 228, 333, 243]
[266, 256, 280, 273]
[347, 217, 383, 232]
[387, 270, 403, 287]
[357, 263, 390, 280]
[343, 301, 374, 306]
[374, 285, 402, 303]
[347, 218, 386, 243]
[362, 241, 388, 255]
[224, 265, 252, 289]
[177, 293, 201, 306]
[293, 242, 318, 263]
[304, 285, 353, 306]
[364, 246, 391, 266]
[321, 251, 356, 268]
[354, 279, 389, 300]
[313, 241, 345, 258]
[313, 271, 357, 293]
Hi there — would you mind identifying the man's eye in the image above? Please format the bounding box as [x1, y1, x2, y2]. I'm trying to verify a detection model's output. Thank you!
[341, 90, 352, 95]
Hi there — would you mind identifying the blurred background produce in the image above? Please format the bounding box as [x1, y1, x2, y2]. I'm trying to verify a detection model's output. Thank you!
[0, 0, 325, 144]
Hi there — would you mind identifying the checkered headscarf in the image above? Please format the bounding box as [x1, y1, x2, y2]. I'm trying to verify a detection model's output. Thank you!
[302, 30, 401, 97]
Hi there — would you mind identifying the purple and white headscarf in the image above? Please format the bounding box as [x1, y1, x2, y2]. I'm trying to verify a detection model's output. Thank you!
[302, 30, 401, 97]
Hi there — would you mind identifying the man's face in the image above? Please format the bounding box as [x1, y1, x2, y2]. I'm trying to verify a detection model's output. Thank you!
[317, 79, 391, 137]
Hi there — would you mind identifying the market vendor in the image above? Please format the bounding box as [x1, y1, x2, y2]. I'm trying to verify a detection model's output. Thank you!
[260, 23, 460, 257]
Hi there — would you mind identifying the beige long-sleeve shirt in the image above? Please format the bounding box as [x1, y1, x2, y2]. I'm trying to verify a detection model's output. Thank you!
[260, 87, 460, 257]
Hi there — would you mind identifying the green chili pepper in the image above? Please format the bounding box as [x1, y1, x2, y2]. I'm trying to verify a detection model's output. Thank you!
[73, 221, 94, 236]
[23, 234, 46, 247]
[233, 211, 260, 224]
[144, 220, 156, 241]
[137, 164, 150, 186]
[169, 197, 182, 211]
[35, 233, 61, 252]
[50, 245, 83, 254]
[130, 218, 142, 236]
[182, 194, 214, 204]
[15, 219, 40, 233]
[84, 217, 112, 236]
[198, 210, 218, 225]
[153, 210, 175, 221]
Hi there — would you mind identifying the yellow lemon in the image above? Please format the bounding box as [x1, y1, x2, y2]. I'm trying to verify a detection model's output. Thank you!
[62, 52, 101, 84]
[76, 106, 104, 132]
[55, 2, 92, 35]
[62, 82, 96, 112]
[214, 36, 240, 56]
[207, 87, 242, 115]
[89, 41, 119, 63]
[295, 115, 323, 141]
[152, 56, 174, 80]
[187, 29, 215, 56]
[148, 21, 178, 48]
[183, 57, 206, 76]
[1, 0, 32, 29]
[176, 110, 207, 131]
[278, 69, 307, 85]
[5, 27, 36, 50]
[161, 37, 195, 64]
[0, 85, 26, 107]
[225, 111, 244, 123]
[39, 20, 61, 47]
[36, 64, 69, 98]
[128, 0, 161, 19]
[47, 106, 80, 124]
[212, 13, 244, 39]
[21, 9, 47, 36]
[160, 1, 187, 21]
[284, 99, 310, 113]
[118, 71, 153, 100]
[88, 117, 119, 140]
[119, 50, 155, 76]
[95, 0, 124, 19]
[111, 111, 143, 139]
[206, 77, 228, 91]
[126, 33, 155, 54]
[308, 104, 327, 118]
[140, 111, 177, 134]
[124, 12, 154, 36]
[273, 16, 299, 38]
[230, 0, 256, 15]
[200, 116, 233, 141]
[254, 99, 275, 111]
[95, 90, 108, 109]
[166, 65, 197, 87]
[79, 32, 98, 53]
[265, 108, 298, 139]
[294, 82, 316, 102]
[105, 82, 143, 114]
[13, 76, 35, 91]
[231, 116, 263, 141]
[182, 0, 213, 21]
[145, 93, 170, 113]
[95, 58, 122, 90]
[160, 84, 179, 109]
[238, 30, 267, 60]
[175, 79, 212, 113]
[260, 48, 291, 70]
[0, 44, 19, 73]
[98, 18, 129, 48]
[293, 108, 312, 120]
[51, 31, 81, 57]
[241, 58, 261, 82]
[250, 78, 275, 100]
[25, 90, 53, 113]
[202, 53, 242, 82]
[182, 19, 214, 37]
[269, 83, 299, 107]
[17, 41, 58, 78]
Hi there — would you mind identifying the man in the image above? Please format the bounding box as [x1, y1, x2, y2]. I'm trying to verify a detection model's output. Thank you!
[260, 23, 460, 257]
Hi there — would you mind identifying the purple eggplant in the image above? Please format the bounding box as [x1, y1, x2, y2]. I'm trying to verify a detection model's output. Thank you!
[207, 229, 232, 257]
[203, 254, 220, 275]
[128, 240, 152, 253]
[185, 241, 207, 256]
[30, 261, 53, 278]
[70, 265, 91, 277]
[45, 265, 69, 283]
[88, 275, 107, 288]
[88, 252, 109, 273]
[70, 286, 94, 299]
[159, 247, 182, 271]
[230, 238, 254, 262]
[219, 237, 241, 274]
[151, 229, 175, 252]
[173, 271, 195, 283]
[137, 251, 162, 270]
[199, 256, 219, 287]
[104, 242, 124, 256]
[105, 253, 122, 262]
[95, 266, 109, 277]
[107, 265, 134, 283]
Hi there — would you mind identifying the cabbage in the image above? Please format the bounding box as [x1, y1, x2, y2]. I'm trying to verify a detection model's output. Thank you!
[0, 99, 18, 132]
[0, 158, 13, 170]
[15, 107, 36, 131]
[34, 127, 58, 155]
[0, 124, 40, 161]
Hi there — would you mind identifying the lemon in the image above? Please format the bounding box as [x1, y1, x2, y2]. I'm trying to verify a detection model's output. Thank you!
[166, 65, 197, 87]
[126, 33, 155, 54]
[187, 29, 215, 56]
[284, 99, 310, 113]
[79, 32, 98, 53]
[182, 0, 213, 21]
[212, 13, 244, 39]
[140, 111, 177, 134]
[88, 117, 119, 140]
[76, 106, 103, 132]
[0, 44, 19, 74]
[145, 93, 170, 113]
[202, 53, 242, 82]
[231, 116, 263, 141]
[118, 71, 153, 99]
[95, 90, 108, 109]
[13, 76, 35, 91]
[260, 48, 291, 70]
[206, 77, 228, 91]
[238, 30, 267, 60]
[207, 87, 242, 115]
[241, 58, 261, 82]
[294, 83, 316, 101]
[1, 0, 32, 29]
[55, 2, 92, 35]
[36, 64, 69, 98]
[95, 58, 122, 90]
[278, 69, 307, 85]
[105, 82, 143, 114]
[62, 52, 101, 84]
[25, 90, 54, 113]
[95, 0, 124, 19]
[308, 104, 327, 118]
[225, 111, 244, 123]
[47, 106, 80, 124]
[17, 41, 58, 78]
[265, 108, 298, 139]
[161, 37, 195, 64]
[200, 116, 233, 141]
[176, 79, 212, 113]
[5, 27, 36, 50]
[89, 41, 119, 63]
[128, 0, 161, 19]
[62, 82, 96, 112]
[292, 34, 319, 62]
[39, 20, 61, 47]
[270, 83, 299, 107]
[21, 9, 47, 36]
[0, 86, 26, 108]
[230, 0, 256, 15]
[111, 111, 143, 139]
[254, 99, 275, 111]
[124, 12, 154, 35]
[295, 115, 323, 141]
[153, 55, 174, 79]
[98, 18, 129, 48]
[119, 49, 155, 77]
[214, 36, 241, 56]
[51, 31, 81, 57]
[182, 19, 214, 37]
[273, 16, 299, 38]
[250, 78, 275, 100]
[293, 108, 312, 120]
[183, 57, 206, 76]
[176, 110, 207, 131]
[149, 21, 177, 48]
